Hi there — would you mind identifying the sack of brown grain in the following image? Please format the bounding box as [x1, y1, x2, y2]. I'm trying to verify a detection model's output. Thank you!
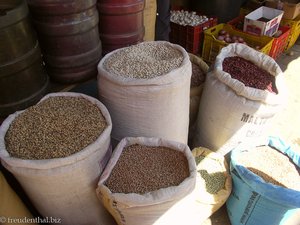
[96, 137, 200, 225]
[0, 92, 115, 225]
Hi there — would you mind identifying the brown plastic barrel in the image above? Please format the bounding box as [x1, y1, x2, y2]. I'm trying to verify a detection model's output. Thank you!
[97, 0, 145, 54]
[0, 0, 49, 117]
[27, 0, 102, 83]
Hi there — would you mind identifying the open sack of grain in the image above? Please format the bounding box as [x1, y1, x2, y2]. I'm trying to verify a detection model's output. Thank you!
[188, 53, 209, 145]
[0, 92, 115, 225]
[96, 137, 201, 225]
[191, 147, 232, 222]
[227, 136, 300, 225]
[193, 43, 288, 155]
[97, 41, 191, 146]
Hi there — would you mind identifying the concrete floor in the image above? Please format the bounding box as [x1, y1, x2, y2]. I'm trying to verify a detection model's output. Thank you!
[201, 38, 300, 225]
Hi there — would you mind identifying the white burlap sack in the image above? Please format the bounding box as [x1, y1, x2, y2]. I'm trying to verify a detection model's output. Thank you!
[188, 53, 209, 146]
[97, 41, 191, 145]
[193, 43, 287, 155]
[189, 53, 209, 125]
[0, 92, 116, 225]
[96, 137, 198, 225]
[190, 147, 232, 223]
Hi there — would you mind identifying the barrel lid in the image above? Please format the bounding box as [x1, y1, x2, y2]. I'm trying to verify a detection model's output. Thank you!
[0, 0, 28, 29]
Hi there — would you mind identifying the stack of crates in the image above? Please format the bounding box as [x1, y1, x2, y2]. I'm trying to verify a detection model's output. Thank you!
[228, 15, 291, 59]
[201, 24, 274, 63]
[169, 8, 218, 54]
[239, 4, 300, 52]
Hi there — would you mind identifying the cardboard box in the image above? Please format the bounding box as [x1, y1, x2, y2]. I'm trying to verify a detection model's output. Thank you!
[243, 6, 284, 36]
[282, 0, 300, 19]
[265, 0, 300, 19]
[265, 0, 284, 10]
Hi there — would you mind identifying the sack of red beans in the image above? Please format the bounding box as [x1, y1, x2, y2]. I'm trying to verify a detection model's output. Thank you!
[193, 43, 288, 155]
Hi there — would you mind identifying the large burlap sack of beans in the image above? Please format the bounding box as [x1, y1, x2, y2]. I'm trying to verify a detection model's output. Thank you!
[0, 92, 116, 225]
[0, 171, 38, 225]
[190, 147, 232, 223]
[97, 41, 191, 145]
[189, 53, 208, 125]
[193, 43, 288, 155]
[96, 137, 201, 225]
[143, 0, 156, 41]
[227, 136, 300, 225]
[188, 54, 209, 145]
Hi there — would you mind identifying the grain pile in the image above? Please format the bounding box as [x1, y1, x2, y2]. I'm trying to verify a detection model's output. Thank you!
[195, 155, 205, 165]
[103, 42, 184, 79]
[195, 155, 226, 194]
[5, 96, 107, 159]
[105, 144, 190, 194]
[198, 170, 226, 194]
[238, 146, 300, 191]
[222, 56, 278, 93]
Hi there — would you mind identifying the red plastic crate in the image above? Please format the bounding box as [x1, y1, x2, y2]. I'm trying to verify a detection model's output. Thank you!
[170, 9, 218, 54]
[186, 39, 201, 55]
[280, 15, 300, 51]
[228, 15, 291, 59]
[269, 26, 290, 59]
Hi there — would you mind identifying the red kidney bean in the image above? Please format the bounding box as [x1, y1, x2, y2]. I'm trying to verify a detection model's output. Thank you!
[222, 56, 278, 94]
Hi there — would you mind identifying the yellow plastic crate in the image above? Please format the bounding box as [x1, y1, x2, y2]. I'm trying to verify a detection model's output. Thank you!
[202, 23, 274, 63]
[280, 14, 300, 51]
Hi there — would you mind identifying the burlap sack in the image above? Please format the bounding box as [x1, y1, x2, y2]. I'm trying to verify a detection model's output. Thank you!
[97, 137, 198, 225]
[0, 92, 115, 225]
[98, 41, 191, 145]
[193, 43, 287, 155]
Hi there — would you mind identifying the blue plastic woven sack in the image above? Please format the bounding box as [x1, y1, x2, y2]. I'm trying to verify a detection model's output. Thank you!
[227, 136, 300, 225]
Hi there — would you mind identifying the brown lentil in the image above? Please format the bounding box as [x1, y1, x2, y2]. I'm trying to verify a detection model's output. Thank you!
[237, 146, 300, 191]
[191, 62, 206, 87]
[198, 170, 226, 194]
[105, 144, 190, 194]
[222, 56, 278, 94]
[5, 96, 107, 160]
[103, 42, 184, 79]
